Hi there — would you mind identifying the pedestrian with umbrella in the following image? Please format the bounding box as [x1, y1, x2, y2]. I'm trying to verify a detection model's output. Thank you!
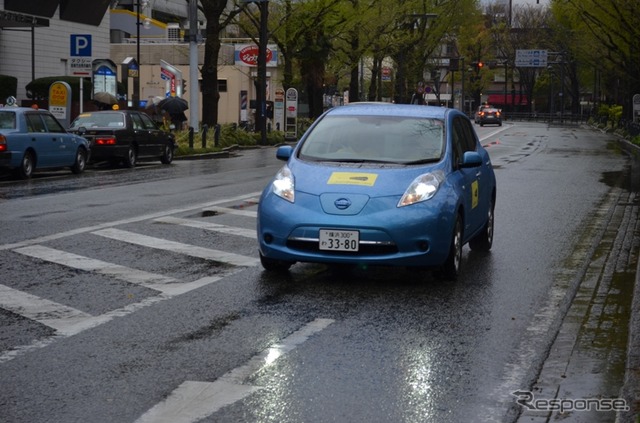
[158, 97, 188, 131]
[93, 91, 118, 110]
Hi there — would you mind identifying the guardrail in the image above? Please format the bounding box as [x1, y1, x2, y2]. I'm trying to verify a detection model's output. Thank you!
[467, 112, 590, 125]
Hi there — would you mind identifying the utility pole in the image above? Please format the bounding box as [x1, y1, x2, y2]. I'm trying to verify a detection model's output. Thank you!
[188, 0, 199, 132]
[242, 0, 269, 145]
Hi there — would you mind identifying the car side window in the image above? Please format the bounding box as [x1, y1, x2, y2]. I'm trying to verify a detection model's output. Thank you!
[140, 113, 158, 130]
[0, 111, 16, 129]
[131, 114, 144, 130]
[459, 117, 477, 152]
[451, 118, 466, 167]
[25, 114, 46, 133]
[41, 113, 66, 133]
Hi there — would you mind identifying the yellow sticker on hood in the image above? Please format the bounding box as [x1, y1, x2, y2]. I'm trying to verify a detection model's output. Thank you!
[327, 172, 378, 186]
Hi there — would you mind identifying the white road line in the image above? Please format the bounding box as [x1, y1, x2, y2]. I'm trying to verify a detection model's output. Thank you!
[154, 216, 256, 239]
[93, 228, 260, 267]
[0, 284, 92, 334]
[14, 245, 178, 289]
[0, 191, 263, 252]
[135, 318, 335, 423]
[0, 274, 231, 363]
[202, 206, 258, 218]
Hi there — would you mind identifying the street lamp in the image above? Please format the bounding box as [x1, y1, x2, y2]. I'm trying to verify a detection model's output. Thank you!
[242, 0, 269, 145]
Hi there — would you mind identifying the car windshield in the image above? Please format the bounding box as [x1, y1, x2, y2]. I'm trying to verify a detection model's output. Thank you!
[298, 115, 445, 164]
[0, 111, 17, 130]
[70, 112, 125, 129]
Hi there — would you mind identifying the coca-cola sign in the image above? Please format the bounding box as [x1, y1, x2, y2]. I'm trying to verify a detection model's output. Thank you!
[237, 45, 274, 66]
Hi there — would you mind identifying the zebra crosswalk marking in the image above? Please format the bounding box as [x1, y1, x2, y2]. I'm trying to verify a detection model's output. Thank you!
[15, 245, 178, 288]
[154, 216, 256, 239]
[93, 228, 260, 267]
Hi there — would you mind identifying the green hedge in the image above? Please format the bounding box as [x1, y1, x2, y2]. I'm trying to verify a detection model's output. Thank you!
[25, 76, 93, 102]
[0, 75, 18, 103]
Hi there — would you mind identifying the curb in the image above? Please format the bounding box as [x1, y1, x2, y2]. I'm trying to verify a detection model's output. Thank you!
[173, 143, 290, 161]
[616, 136, 640, 423]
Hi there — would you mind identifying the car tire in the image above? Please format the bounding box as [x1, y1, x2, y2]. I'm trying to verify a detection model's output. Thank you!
[260, 253, 293, 272]
[71, 148, 87, 174]
[124, 144, 137, 168]
[438, 215, 463, 280]
[16, 151, 34, 179]
[160, 144, 174, 164]
[469, 199, 494, 252]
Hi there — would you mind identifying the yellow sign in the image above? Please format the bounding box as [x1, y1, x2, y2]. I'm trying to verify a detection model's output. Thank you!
[49, 82, 69, 107]
[471, 180, 479, 209]
[327, 172, 378, 186]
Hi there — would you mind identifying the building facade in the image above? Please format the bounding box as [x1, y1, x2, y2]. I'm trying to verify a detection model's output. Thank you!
[0, 0, 281, 128]
[0, 0, 111, 103]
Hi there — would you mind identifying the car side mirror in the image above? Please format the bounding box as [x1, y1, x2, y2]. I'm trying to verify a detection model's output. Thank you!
[77, 126, 87, 135]
[276, 145, 293, 161]
[460, 151, 482, 168]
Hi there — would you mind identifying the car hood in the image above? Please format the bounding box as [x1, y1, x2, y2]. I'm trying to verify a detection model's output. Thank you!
[288, 159, 444, 211]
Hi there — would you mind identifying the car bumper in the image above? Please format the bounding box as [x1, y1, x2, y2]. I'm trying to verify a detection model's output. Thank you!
[257, 189, 456, 267]
[89, 145, 129, 162]
[0, 151, 17, 169]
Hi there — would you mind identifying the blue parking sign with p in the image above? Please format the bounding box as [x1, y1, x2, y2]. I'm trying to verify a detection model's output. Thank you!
[70, 34, 92, 57]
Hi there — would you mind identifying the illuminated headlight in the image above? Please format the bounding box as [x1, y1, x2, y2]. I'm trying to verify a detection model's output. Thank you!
[398, 171, 444, 207]
[272, 165, 295, 202]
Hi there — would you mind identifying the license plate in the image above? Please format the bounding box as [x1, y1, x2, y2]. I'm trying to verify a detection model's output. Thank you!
[319, 229, 360, 252]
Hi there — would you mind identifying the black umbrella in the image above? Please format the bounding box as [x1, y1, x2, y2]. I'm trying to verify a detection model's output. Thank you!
[158, 96, 188, 114]
[94, 91, 118, 105]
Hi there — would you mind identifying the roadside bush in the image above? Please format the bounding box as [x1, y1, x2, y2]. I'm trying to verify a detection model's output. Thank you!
[26, 76, 93, 101]
[596, 103, 624, 130]
[173, 123, 287, 156]
[0, 75, 18, 102]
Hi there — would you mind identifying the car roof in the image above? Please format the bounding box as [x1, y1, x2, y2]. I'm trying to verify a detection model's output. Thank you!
[323, 102, 454, 120]
[79, 110, 127, 114]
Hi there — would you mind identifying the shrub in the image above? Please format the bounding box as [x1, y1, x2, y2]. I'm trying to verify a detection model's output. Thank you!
[25, 76, 93, 101]
[0, 75, 18, 102]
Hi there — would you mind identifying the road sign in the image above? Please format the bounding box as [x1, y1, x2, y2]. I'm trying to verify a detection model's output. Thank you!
[70, 57, 92, 76]
[70, 34, 92, 57]
[70, 35, 92, 76]
[515, 49, 548, 68]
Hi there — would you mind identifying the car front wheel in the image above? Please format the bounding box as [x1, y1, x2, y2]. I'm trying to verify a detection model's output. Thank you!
[438, 215, 463, 280]
[260, 253, 294, 272]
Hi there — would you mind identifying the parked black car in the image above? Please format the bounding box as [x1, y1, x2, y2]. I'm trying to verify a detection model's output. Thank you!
[69, 110, 176, 167]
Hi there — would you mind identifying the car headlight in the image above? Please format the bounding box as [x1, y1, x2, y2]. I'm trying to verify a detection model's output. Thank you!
[398, 171, 444, 207]
[272, 165, 295, 203]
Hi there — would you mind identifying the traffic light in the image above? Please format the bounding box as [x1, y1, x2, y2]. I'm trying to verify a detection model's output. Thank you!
[182, 79, 187, 94]
[477, 61, 484, 69]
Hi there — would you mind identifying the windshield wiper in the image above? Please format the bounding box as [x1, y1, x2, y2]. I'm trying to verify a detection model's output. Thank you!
[403, 158, 440, 165]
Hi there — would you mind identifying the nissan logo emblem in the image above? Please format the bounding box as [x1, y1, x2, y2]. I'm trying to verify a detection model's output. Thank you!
[334, 198, 352, 210]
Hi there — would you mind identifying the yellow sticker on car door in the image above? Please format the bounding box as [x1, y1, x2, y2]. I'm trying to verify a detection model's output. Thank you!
[471, 180, 479, 208]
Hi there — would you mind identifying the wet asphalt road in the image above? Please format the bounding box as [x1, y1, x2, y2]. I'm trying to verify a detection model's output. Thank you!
[0, 122, 638, 423]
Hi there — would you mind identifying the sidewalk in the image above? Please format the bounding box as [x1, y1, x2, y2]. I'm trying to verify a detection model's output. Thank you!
[516, 138, 640, 423]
